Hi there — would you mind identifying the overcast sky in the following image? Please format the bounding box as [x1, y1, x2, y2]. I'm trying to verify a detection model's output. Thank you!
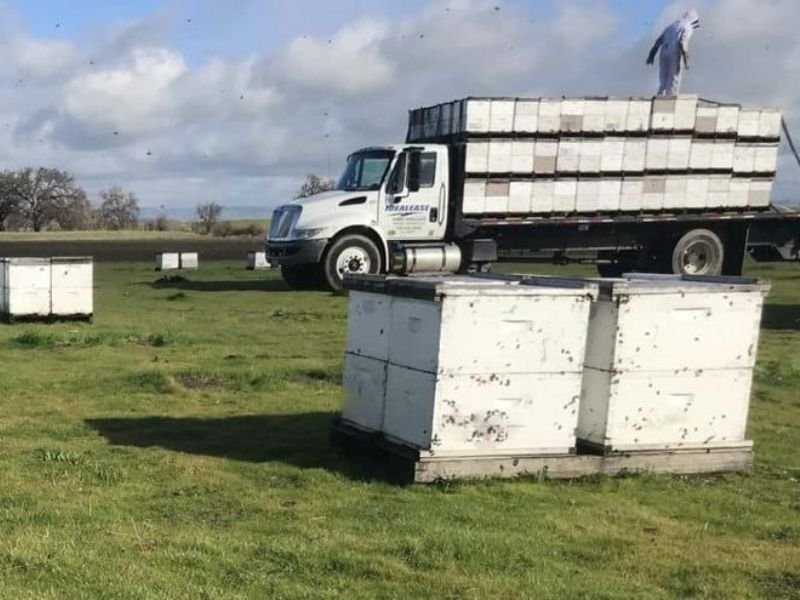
[1, 0, 798, 215]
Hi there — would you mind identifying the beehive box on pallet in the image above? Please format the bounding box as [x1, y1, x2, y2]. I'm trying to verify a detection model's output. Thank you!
[341, 274, 598, 457]
[155, 253, 180, 271]
[51, 257, 93, 317]
[0, 257, 93, 320]
[246, 251, 271, 270]
[0, 258, 51, 318]
[179, 253, 199, 270]
[577, 274, 770, 453]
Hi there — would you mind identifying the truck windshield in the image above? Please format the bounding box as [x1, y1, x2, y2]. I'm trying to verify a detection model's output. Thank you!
[336, 150, 395, 191]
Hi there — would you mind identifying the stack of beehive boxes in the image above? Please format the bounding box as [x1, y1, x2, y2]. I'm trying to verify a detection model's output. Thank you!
[577, 274, 770, 453]
[407, 96, 781, 215]
[0, 257, 93, 320]
[342, 275, 598, 457]
[339, 272, 770, 478]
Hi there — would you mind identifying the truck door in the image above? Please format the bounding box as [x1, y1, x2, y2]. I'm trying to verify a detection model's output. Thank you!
[381, 147, 448, 242]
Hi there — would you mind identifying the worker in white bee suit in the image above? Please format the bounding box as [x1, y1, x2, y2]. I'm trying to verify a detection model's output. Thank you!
[646, 9, 701, 95]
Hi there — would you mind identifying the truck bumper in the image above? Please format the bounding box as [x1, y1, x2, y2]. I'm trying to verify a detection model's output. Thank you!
[265, 239, 328, 266]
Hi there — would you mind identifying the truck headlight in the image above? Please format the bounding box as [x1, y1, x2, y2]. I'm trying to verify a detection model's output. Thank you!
[292, 227, 325, 240]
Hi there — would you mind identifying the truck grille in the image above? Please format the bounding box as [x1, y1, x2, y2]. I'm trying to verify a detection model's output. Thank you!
[268, 206, 300, 240]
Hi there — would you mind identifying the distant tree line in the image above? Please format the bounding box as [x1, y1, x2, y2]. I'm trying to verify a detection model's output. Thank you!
[0, 168, 140, 232]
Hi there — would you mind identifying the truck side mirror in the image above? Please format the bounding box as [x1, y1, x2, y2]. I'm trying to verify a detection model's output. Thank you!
[407, 152, 421, 193]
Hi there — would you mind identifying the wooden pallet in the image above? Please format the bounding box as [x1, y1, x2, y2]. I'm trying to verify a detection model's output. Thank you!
[331, 418, 753, 484]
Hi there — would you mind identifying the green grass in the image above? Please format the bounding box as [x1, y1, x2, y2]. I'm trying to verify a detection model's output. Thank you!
[0, 259, 798, 598]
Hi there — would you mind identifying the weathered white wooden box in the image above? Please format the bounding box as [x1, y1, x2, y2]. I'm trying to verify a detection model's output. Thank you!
[578, 274, 770, 453]
[0, 257, 93, 319]
[179, 253, 199, 270]
[0, 258, 52, 317]
[246, 251, 271, 270]
[50, 257, 93, 317]
[342, 275, 598, 457]
[155, 253, 180, 271]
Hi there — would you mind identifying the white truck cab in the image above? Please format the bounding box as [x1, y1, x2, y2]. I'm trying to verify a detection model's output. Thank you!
[266, 144, 454, 289]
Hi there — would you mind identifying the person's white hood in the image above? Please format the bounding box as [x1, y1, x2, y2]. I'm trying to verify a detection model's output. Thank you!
[679, 9, 701, 44]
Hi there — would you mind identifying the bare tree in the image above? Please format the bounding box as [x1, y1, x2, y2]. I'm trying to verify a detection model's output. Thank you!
[6, 168, 87, 232]
[0, 170, 19, 231]
[99, 186, 140, 230]
[196, 202, 223, 234]
[296, 174, 334, 198]
[55, 190, 94, 231]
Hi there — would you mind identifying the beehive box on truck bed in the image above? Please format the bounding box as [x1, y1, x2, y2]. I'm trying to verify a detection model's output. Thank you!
[341, 274, 598, 458]
[407, 96, 781, 216]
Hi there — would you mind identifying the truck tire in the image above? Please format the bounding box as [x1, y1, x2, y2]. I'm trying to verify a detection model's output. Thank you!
[321, 233, 382, 291]
[670, 229, 725, 276]
[281, 264, 323, 290]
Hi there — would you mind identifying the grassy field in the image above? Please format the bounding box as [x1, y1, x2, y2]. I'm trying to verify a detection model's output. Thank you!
[0, 258, 798, 598]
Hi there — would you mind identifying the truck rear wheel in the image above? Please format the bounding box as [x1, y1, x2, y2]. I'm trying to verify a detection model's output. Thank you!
[281, 264, 323, 290]
[670, 229, 724, 276]
[322, 234, 382, 291]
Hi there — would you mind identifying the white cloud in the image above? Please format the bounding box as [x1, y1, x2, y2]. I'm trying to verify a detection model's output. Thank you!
[273, 18, 394, 96]
[64, 47, 186, 134]
[10, 36, 77, 78]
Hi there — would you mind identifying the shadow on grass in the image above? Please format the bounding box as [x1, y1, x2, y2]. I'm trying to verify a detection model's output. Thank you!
[150, 277, 291, 293]
[86, 412, 409, 483]
[761, 304, 800, 331]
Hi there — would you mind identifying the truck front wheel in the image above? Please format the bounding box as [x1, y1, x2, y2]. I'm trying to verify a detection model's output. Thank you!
[670, 229, 725, 276]
[322, 234, 382, 291]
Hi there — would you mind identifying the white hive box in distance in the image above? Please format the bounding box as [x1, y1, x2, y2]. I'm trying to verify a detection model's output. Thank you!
[180, 253, 199, 270]
[341, 274, 598, 458]
[246, 251, 271, 270]
[50, 257, 93, 317]
[0, 258, 51, 318]
[578, 274, 770, 453]
[155, 253, 180, 271]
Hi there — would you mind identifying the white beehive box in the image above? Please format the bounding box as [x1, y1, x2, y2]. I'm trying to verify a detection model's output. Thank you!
[553, 179, 577, 212]
[156, 253, 180, 271]
[488, 140, 512, 172]
[508, 181, 533, 213]
[246, 251, 271, 270]
[341, 282, 393, 430]
[379, 276, 597, 456]
[557, 139, 582, 172]
[462, 180, 486, 214]
[341, 275, 599, 457]
[180, 253, 199, 270]
[620, 178, 644, 211]
[531, 180, 555, 213]
[484, 181, 510, 213]
[578, 274, 770, 453]
[50, 257, 93, 317]
[537, 99, 562, 134]
[533, 140, 558, 174]
[748, 178, 772, 208]
[601, 138, 625, 172]
[513, 99, 539, 133]
[0, 258, 51, 318]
